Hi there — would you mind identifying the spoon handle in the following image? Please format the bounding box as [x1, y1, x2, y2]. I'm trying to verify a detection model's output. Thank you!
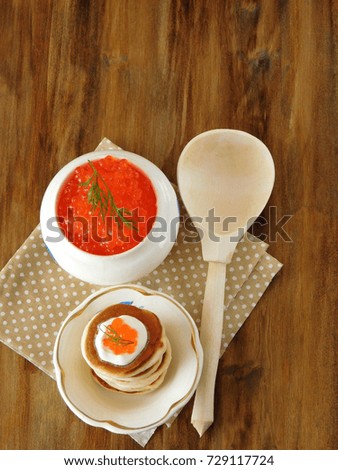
[191, 261, 226, 437]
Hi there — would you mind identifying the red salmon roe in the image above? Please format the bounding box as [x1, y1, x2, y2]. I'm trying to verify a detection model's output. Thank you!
[102, 317, 138, 355]
[56, 156, 157, 255]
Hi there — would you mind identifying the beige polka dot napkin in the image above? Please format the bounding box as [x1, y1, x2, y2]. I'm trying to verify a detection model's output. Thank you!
[0, 138, 282, 446]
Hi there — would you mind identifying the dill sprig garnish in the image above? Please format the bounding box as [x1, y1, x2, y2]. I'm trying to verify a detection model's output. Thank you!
[79, 160, 137, 231]
[99, 324, 135, 347]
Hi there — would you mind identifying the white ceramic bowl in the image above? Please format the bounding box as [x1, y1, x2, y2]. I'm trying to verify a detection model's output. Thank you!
[53, 285, 203, 434]
[40, 150, 179, 285]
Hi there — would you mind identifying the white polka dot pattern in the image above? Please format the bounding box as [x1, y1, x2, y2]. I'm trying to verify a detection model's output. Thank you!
[0, 139, 285, 447]
[0, 209, 282, 378]
[0, 139, 283, 381]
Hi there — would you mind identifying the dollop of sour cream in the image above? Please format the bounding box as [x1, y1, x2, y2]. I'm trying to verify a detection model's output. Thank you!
[94, 315, 148, 366]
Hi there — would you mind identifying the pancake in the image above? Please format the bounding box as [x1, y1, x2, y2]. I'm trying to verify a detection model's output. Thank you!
[81, 303, 172, 394]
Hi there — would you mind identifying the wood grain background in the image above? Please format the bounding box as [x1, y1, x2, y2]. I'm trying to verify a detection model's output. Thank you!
[0, 0, 336, 450]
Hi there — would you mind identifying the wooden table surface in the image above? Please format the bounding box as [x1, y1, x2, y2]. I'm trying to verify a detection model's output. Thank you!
[0, 0, 336, 450]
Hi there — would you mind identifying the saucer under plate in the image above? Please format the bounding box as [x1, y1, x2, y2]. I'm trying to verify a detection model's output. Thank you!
[53, 285, 203, 434]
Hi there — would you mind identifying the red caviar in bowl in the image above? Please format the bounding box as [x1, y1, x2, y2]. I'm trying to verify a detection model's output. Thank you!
[56, 156, 157, 255]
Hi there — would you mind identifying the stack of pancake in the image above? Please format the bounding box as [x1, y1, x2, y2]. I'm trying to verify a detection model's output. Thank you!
[81, 303, 171, 394]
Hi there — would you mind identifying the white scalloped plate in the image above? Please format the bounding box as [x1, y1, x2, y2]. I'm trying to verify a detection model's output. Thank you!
[53, 285, 203, 434]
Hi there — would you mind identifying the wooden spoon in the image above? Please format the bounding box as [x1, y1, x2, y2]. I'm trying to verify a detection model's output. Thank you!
[177, 129, 275, 436]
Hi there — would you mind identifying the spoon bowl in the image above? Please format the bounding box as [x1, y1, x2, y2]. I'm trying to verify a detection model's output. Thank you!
[178, 129, 275, 263]
[177, 129, 275, 436]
